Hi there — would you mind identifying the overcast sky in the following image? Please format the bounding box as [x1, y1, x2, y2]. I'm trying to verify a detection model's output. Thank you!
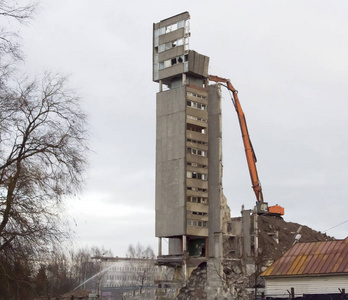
[17, 0, 348, 256]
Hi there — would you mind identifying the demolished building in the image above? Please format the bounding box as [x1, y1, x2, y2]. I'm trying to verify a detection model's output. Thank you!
[152, 12, 335, 300]
[153, 11, 229, 295]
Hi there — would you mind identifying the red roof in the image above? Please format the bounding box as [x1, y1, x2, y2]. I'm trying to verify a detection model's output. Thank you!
[261, 237, 348, 277]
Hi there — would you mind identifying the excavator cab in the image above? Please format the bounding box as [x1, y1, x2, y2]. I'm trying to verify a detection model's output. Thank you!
[257, 202, 284, 216]
[256, 202, 269, 214]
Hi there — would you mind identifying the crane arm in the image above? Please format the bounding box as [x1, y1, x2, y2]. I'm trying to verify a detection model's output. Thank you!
[209, 75, 264, 203]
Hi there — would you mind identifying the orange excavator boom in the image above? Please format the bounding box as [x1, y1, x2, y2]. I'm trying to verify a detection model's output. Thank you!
[208, 75, 284, 216]
[209, 75, 263, 203]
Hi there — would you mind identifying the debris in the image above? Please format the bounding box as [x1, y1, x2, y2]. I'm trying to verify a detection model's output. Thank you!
[174, 215, 334, 300]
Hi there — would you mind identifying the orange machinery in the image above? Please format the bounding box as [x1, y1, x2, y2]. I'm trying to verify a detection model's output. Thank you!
[209, 75, 284, 216]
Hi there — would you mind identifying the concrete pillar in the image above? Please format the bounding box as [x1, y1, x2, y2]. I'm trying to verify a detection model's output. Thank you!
[208, 84, 223, 258]
[182, 73, 186, 85]
[182, 235, 187, 280]
[242, 209, 251, 259]
[254, 213, 259, 257]
[158, 237, 162, 256]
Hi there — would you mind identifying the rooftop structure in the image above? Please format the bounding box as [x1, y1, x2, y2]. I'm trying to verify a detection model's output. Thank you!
[153, 12, 209, 86]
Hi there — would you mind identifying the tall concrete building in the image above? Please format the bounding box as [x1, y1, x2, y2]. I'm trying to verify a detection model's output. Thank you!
[153, 12, 230, 284]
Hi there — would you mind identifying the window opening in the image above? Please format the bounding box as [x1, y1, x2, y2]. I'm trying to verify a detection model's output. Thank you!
[187, 219, 207, 227]
[187, 187, 208, 192]
[165, 42, 171, 51]
[187, 147, 207, 157]
[159, 44, 165, 52]
[187, 162, 207, 169]
[158, 55, 185, 70]
[185, 20, 190, 35]
[187, 210, 208, 216]
[187, 114, 207, 123]
[187, 171, 207, 180]
[186, 138, 208, 146]
[158, 38, 186, 54]
[187, 124, 206, 134]
[186, 100, 206, 111]
[159, 27, 165, 35]
[187, 92, 207, 100]
[184, 37, 189, 51]
[164, 59, 172, 68]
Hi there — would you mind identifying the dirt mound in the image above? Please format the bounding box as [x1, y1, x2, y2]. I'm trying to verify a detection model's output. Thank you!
[258, 215, 334, 261]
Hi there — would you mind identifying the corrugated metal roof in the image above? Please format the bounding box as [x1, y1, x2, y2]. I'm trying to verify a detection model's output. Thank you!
[261, 237, 348, 277]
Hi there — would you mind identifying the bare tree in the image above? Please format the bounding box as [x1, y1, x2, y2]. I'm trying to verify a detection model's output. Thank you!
[127, 243, 155, 261]
[0, 0, 36, 20]
[70, 247, 100, 289]
[126, 243, 156, 294]
[0, 0, 38, 92]
[0, 73, 88, 280]
[0, 0, 37, 60]
[0, 2, 89, 298]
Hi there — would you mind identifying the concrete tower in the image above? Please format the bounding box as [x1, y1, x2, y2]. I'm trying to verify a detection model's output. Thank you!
[153, 12, 229, 284]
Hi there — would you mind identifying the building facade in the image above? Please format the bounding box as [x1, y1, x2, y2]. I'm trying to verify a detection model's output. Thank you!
[91, 259, 159, 300]
[153, 12, 230, 286]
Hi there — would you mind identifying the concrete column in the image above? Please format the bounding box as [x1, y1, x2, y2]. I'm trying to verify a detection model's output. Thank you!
[159, 80, 163, 92]
[254, 213, 259, 257]
[208, 84, 223, 258]
[158, 237, 162, 256]
[242, 209, 251, 259]
[183, 235, 187, 280]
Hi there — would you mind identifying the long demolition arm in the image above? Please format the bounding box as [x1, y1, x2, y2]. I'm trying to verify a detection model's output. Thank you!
[209, 75, 264, 203]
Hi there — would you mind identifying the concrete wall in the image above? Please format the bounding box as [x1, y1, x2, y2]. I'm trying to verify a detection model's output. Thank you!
[242, 210, 252, 259]
[207, 84, 223, 258]
[168, 237, 182, 255]
[156, 86, 186, 237]
[188, 50, 209, 79]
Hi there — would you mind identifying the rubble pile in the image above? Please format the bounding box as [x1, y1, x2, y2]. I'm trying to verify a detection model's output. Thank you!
[176, 262, 207, 300]
[175, 215, 334, 300]
[258, 215, 334, 261]
[222, 260, 254, 299]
